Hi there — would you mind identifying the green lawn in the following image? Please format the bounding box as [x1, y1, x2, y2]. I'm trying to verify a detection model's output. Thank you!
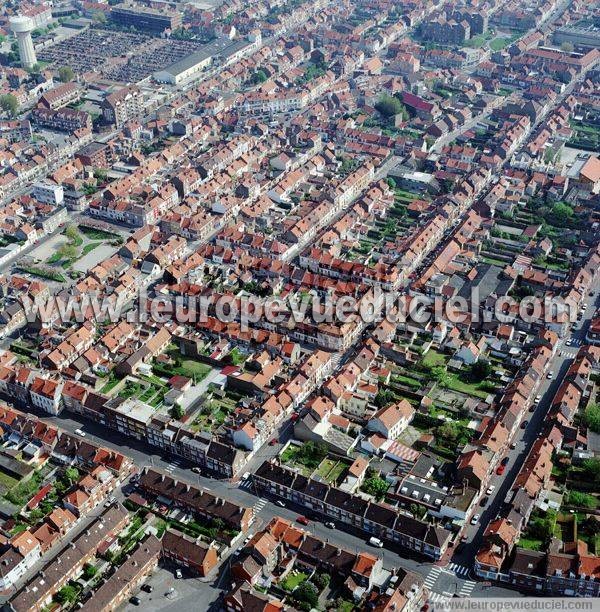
[79, 226, 120, 240]
[191, 396, 236, 432]
[180, 359, 212, 378]
[82, 242, 101, 256]
[490, 36, 516, 51]
[316, 459, 347, 484]
[280, 571, 307, 591]
[517, 538, 543, 551]
[0, 471, 18, 492]
[422, 350, 448, 368]
[445, 374, 491, 399]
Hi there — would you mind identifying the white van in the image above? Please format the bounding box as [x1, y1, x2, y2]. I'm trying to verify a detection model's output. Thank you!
[369, 537, 384, 548]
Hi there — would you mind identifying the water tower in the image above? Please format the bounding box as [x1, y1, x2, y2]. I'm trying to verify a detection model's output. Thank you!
[10, 16, 37, 69]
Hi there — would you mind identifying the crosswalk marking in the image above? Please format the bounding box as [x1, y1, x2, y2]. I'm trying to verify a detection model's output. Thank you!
[428, 592, 450, 603]
[459, 580, 476, 597]
[424, 566, 441, 589]
[448, 562, 470, 577]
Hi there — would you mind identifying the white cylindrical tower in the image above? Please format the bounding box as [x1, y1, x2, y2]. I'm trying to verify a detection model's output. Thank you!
[10, 16, 37, 69]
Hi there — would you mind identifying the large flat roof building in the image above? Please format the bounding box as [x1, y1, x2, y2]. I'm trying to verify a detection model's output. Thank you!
[110, 3, 182, 34]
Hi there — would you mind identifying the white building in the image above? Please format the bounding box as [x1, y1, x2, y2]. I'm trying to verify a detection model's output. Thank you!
[33, 182, 64, 206]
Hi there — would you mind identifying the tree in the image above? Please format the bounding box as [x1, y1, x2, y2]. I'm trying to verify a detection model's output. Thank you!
[170, 404, 185, 419]
[468, 360, 492, 382]
[584, 404, 600, 434]
[431, 365, 450, 386]
[65, 224, 80, 243]
[55, 584, 79, 604]
[435, 421, 461, 444]
[315, 573, 330, 589]
[250, 69, 268, 84]
[92, 11, 107, 23]
[296, 441, 328, 467]
[548, 202, 574, 227]
[57, 244, 78, 260]
[362, 476, 389, 500]
[93, 168, 108, 182]
[82, 564, 98, 580]
[294, 582, 319, 609]
[386, 177, 396, 188]
[0, 94, 18, 117]
[374, 388, 396, 407]
[212, 517, 225, 531]
[58, 66, 74, 83]
[374, 94, 405, 119]
[581, 458, 600, 483]
[581, 516, 600, 536]
[64, 467, 79, 484]
[560, 41, 574, 53]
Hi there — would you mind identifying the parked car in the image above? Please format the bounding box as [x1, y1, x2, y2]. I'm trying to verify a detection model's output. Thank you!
[496, 465, 505, 475]
[175, 569, 182, 579]
[269, 438, 278, 446]
[486, 485, 495, 495]
[325, 521, 335, 529]
[130, 597, 141, 606]
[521, 420, 529, 429]
[296, 516, 309, 526]
[480, 496, 489, 507]
[369, 536, 384, 548]
[470, 514, 480, 525]
[191, 467, 202, 474]
[275, 500, 285, 508]
[501, 456, 510, 466]
[546, 371, 554, 379]
[74, 428, 85, 437]
[141, 585, 153, 593]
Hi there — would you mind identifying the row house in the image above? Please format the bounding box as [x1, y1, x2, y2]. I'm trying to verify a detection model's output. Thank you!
[253, 460, 452, 560]
[139, 468, 253, 533]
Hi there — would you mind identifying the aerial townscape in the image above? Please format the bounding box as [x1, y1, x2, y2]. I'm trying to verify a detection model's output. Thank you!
[0, 0, 597, 610]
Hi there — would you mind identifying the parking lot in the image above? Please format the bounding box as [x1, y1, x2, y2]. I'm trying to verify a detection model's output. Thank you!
[120, 564, 224, 612]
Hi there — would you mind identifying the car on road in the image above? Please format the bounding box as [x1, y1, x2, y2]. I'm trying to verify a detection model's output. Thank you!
[325, 521, 335, 528]
[501, 456, 510, 466]
[521, 420, 529, 429]
[368, 536, 384, 548]
[486, 485, 496, 495]
[130, 597, 141, 606]
[470, 514, 480, 525]
[496, 465, 505, 475]
[275, 500, 285, 508]
[296, 516, 309, 525]
[74, 428, 85, 437]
